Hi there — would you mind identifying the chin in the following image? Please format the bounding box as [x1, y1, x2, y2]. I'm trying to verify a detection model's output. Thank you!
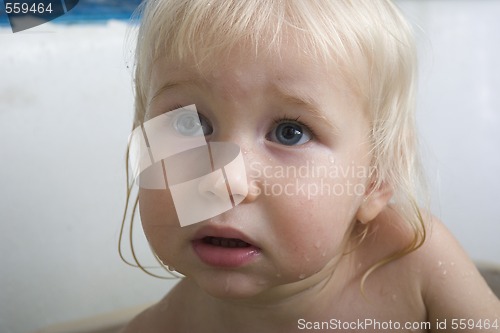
[193, 270, 272, 300]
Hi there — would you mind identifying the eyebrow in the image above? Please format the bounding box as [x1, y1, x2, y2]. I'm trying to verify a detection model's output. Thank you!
[150, 79, 200, 104]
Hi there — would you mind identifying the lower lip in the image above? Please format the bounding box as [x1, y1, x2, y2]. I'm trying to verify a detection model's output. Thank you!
[192, 240, 260, 268]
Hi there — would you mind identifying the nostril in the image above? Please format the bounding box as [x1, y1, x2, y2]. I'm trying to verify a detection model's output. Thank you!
[231, 194, 246, 205]
[198, 170, 230, 200]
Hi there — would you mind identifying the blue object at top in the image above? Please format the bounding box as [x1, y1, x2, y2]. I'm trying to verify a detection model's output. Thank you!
[0, 0, 143, 26]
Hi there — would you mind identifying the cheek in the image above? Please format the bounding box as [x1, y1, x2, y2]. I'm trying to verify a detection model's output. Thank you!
[258, 159, 368, 277]
[265, 192, 357, 277]
[138, 189, 182, 261]
[273, 196, 354, 245]
[139, 189, 177, 227]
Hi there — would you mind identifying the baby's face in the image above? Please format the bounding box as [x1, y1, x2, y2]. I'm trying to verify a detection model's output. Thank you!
[139, 45, 374, 299]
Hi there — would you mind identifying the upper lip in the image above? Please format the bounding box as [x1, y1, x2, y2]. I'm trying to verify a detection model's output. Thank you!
[193, 225, 259, 247]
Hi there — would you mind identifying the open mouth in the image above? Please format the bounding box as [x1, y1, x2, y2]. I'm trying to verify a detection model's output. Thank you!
[202, 236, 252, 248]
[192, 227, 260, 267]
[192, 226, 260, 267]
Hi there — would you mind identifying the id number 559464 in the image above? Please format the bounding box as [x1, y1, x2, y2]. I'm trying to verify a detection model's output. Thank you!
[5, 2, 54, 14]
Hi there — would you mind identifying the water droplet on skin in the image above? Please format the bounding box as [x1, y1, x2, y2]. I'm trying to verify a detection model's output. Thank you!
[321, 251, 327, 257]
[442, 270, 447, 276]
[328, 155, 335, 164]
[304, 255, 310, 262]
[314, 241, 322, 249]
[450, 262, 455, 267]
[299, 274, 306, 279]
[438, 261, 443, 267]
[276, 273, 282, 278]
[391, 294, 397, 301]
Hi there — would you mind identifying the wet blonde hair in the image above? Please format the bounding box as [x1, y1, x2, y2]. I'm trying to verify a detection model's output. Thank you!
[121, 0, 426, 284]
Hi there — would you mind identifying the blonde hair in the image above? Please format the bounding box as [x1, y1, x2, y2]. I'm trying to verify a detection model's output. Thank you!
[121, 0, 426, 284]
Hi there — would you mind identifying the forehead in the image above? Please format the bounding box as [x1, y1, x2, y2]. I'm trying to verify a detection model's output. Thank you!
[148, 41, 348, 101]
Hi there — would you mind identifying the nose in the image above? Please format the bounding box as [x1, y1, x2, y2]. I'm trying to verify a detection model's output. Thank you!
[198, 171, 229, 200]
[197, 168, 247, 204]
[197, 142, 253, 205]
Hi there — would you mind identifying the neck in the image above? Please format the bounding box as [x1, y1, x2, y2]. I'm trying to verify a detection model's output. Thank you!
[193, 253, 359, 332]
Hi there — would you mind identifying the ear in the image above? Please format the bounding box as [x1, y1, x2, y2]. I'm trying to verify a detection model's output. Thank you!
[355, 180, 393, 224]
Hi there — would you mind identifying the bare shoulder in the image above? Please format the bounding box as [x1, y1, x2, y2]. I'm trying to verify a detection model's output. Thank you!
[415, 217, 500, 325]
[119, 301, 169, 333]
[119, 305, 154, 333]
[120, 279, 188, 333]
[357, 210, 500, 330]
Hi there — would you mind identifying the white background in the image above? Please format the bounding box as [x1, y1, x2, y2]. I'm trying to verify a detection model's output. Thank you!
[0, 1, 499, 332]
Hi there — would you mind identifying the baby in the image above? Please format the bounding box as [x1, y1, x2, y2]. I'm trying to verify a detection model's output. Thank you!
[120, 0, 500, 332]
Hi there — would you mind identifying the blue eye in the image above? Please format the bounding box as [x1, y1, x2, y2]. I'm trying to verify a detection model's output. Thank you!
[173, 111, 213, 136]
[267, 120, 312, 146]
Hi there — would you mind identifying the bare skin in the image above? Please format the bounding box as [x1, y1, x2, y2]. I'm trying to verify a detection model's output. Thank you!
[121, 211, 500, 333]
[122, 43, 500, 332]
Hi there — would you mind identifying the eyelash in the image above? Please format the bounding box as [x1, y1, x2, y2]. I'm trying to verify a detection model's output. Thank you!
[167, 105, 318, 141]
[271, 115, 318, 141]
[169, 104, 184, 112]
